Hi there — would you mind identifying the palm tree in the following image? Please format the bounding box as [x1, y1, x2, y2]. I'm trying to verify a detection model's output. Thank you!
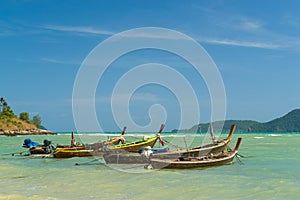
[2, 102, 8, 111]
[0, 97, 5, 113]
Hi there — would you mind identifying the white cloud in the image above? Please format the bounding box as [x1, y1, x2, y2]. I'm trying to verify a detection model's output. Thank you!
[239, 20, 264, 32]
[41, 24, 285, 50]
[201, 38, 281, 49]
[41, 25, 190, 40]
[119, 29, 189, 40]
[41, 57, 80, 65]
[41, 25, 114, 35]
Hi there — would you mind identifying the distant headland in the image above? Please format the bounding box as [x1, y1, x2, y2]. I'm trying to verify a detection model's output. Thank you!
[0, 97, 55, 136]
[172, 109, 300, 133]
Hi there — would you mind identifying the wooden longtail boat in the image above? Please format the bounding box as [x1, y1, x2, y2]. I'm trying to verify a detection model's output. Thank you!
[103, 125, 236, 164]
[54, 134, 158, 158]
[20, 133, 87, 158]
[149, 137, 242, 169]
[165, 124, 236, 158]
[107, 124, 164, 153]
[51, 131, 88, 158]
[53, 149, 94, 158]
[22, 138, 54, 155]
[108, 135, 159, 152]
[23, 132, 86, 155]
[54, 125, 164, 158]
[29, 145, 86, 155]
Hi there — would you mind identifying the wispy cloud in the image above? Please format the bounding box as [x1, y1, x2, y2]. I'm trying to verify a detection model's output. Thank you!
[41, 25, 191, 40]
[119, 29, 190, 40]
[40, 24, 285, 50]
[237, 19, 264, 32]
[41, 25, 114, 35]
[41, 57, 81, 65]
[201, 38, 281, 49]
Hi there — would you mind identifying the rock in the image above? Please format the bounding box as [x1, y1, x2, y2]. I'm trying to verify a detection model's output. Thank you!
[0, 128, 56, 136]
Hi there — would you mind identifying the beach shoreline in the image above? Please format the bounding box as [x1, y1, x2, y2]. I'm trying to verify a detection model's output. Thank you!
[0, 129, 56, 136]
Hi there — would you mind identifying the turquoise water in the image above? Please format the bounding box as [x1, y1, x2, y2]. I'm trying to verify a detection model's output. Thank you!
[0, 133, 299, 199]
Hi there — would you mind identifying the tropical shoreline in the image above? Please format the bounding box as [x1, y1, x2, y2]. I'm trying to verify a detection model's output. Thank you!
[0, 128, 56, 136]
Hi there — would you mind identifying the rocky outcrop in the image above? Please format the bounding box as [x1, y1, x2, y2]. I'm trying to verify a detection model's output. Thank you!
[0, 128, 56, 136]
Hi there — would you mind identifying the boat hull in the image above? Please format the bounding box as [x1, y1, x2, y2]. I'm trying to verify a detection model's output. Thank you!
[150, 137, 242, 169]
[108, 136, 158, 152]
[53, 150, 93, 158]
[102, 140, 229, 164]
[103, 132, 232, 164]
[150, 151, 237, 169]
[30, 147, 50, 154]
[29, 145, 85, 155]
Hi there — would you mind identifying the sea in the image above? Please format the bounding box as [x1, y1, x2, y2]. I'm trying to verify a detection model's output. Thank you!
[0, 132, 299, 200]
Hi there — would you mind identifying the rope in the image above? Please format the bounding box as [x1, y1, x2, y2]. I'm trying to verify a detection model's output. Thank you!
[235, 154, 244, 165]
[227, 146, 244, 165]
[163, 139, 185, 150]
[74, 158, 102, 166]
[5, 150, 29, 156]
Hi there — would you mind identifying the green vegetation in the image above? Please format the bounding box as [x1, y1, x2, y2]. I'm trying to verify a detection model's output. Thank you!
[173, 109, 300, 133]
[19, 112, 30, 122]
[0, 97, 14, 118]
[0, 97, 43, 131]
[32, 114, 42, 128]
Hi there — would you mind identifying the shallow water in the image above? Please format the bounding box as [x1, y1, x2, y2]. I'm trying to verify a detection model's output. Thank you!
[0, 133, 299, 199]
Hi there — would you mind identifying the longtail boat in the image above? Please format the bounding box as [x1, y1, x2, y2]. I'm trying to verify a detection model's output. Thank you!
[54, 134, 158, 158]
[106, 124, 164, 153]
[149, 137, 242, 169]
[54, 125, 164, 158]
[108, 135, 158, 152]
[22, 132, 86, 157]
[103, 125, 236, 164]
[169, 124, 236, 158]
[86, 135, 160, 157]
[53, 149, 94, 158]
[28, 144, 86, 156]
[22, 138, 56, 155]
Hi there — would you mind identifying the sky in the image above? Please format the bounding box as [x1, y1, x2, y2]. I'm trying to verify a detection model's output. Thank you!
[1, 0, 300, 132]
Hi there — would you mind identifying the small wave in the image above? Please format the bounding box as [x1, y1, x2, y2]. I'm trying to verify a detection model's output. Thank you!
[76, 133, 105, 136]
[254, 136, 264, 139]
[268, 134, 282, 137]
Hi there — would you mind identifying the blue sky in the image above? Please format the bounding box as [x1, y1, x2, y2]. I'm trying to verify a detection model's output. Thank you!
[1, 0, 300, 132]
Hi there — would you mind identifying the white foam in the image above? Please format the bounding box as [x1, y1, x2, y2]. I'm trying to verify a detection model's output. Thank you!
[254, 136, 264, 139]
[268, 134, 282, 137]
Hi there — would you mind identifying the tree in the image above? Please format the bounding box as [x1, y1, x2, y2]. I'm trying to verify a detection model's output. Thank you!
[32, 114, 42, 128]
[0, 97, 5, 113]
[0, 99, 14, 118]
[19, 112, 30, 122]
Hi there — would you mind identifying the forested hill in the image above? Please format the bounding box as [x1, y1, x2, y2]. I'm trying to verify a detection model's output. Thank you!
[0, 97, 54, 136]
[172, 109, 300, 133]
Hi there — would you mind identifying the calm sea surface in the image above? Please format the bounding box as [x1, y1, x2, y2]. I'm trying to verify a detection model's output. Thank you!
[0, 133, 299, 200]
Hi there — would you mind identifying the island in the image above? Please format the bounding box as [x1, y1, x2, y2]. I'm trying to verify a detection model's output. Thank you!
[172, 109, 300, 133]
[0, 97, 55, 136]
